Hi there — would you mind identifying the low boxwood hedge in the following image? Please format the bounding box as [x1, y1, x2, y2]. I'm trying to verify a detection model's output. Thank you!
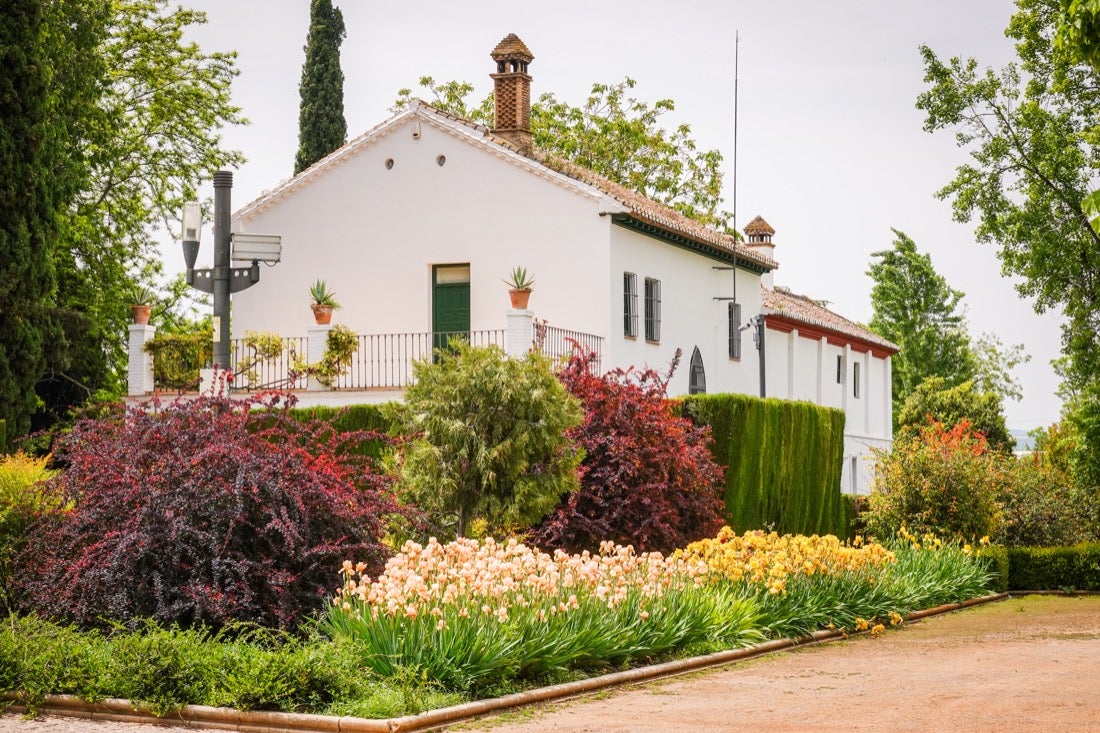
[1005, 543, 1100, 592]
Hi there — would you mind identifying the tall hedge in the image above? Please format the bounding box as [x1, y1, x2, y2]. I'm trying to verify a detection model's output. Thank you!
[681, 394, 847, 537]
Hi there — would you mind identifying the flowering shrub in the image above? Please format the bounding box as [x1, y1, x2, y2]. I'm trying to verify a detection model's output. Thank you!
[864, 419, 1007, 542]
[533, 348, 725, 553]
[678, 527, 897, 595]
[11, 394, 407, 630]
[679, 526, 989, 639]
[322, 536, 760, 690]
[0, 452, 62, 613]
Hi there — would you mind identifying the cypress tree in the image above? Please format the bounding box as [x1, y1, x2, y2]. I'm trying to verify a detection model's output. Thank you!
[0, 1, 61, 444]
[294, 0, 347, 175]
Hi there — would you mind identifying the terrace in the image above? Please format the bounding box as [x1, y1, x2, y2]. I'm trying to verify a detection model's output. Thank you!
[128, 322, 603, 404]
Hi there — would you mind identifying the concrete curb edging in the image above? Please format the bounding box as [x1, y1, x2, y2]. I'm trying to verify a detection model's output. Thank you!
[3, 592, 1010, 733]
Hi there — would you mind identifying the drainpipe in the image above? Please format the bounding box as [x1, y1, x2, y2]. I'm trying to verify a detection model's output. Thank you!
[756, 316, 766, 397]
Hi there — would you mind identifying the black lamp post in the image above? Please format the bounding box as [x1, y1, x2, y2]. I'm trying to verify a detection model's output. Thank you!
[181, 170, 281, 372]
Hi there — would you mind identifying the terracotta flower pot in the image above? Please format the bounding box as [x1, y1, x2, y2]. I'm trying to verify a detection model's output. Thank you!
[311, 303, 334, 325]
[130, 304, 152, 325]
[508, 288, 532, 309]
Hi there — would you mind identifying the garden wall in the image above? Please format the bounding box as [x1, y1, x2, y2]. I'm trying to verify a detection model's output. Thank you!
[680, 394, 848, 537]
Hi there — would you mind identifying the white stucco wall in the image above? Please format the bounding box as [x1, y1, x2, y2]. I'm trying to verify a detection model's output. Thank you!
[765, 326, 894, 495]
[231, 116, 614, 341]
[608, 226, 764, 397]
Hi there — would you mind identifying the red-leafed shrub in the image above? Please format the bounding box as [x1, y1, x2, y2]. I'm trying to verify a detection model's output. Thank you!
[532, 349, 725, 554]
[11, 394, 406, 630]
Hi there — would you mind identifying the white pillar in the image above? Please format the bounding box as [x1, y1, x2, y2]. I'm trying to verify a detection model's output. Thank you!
[307, 324, 333, 390]
[127, 324, 156, 396]
[506, 309, 534, 358]
[787, 328, 798, 399]
[884, 354, 894, 441]
[199, 368, 231, 397]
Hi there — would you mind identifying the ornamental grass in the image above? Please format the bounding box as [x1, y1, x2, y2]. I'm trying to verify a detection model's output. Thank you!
[320, 537, 761, 691]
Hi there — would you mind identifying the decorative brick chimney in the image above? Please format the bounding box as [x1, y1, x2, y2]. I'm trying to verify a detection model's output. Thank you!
[490, 33, 534, 153]
[744, 215, 777, 288]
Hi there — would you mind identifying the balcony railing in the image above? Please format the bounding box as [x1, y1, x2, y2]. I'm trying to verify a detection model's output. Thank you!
[151, 327, 603, 394]
[328, 329, 506, 390]
[231, 336, 308, 391]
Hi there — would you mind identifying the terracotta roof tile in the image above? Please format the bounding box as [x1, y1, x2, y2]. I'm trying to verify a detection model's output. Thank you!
[744, 215, 774, 235]
[762, 285, 898, 353]
[528, 149, 776, 269]
[491, 33, 534, 61]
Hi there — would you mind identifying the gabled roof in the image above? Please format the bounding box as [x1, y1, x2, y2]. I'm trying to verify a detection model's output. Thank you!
[234, 101, 776, 272]
[762, 285, 899, 357]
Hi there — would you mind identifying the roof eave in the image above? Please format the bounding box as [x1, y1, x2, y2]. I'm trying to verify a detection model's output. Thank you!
[611, 213, 774, 273]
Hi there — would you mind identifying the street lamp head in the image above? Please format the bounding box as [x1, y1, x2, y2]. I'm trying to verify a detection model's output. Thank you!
[181, 201, 202, 243]
[181, 201, 202, 272]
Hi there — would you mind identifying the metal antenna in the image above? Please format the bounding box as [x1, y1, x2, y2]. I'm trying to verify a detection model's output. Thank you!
[732, 30, 740, 239]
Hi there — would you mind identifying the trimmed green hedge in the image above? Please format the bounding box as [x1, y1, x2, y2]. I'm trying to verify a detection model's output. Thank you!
[286, 403, 404, 461]
[1005, 543, 1100, 591]
[144, 331, 212, 391]
[979, 545, 1010, 593]
[681, 394, 847, 537]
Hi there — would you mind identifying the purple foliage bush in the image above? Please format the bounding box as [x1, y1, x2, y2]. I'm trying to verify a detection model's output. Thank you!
[532, 349, 726, 554]
[12, 394, 405, 630]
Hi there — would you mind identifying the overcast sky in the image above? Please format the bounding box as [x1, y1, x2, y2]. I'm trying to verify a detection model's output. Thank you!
[176, 0, 1062, 431]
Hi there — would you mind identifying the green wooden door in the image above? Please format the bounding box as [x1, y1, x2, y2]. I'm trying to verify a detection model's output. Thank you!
[432, 265, 470, 353]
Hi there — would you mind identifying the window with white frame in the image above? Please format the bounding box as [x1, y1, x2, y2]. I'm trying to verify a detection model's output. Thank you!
[644, 277, 661, 342]
[853, 360, 861, 398]
[623, 272, 638, 337]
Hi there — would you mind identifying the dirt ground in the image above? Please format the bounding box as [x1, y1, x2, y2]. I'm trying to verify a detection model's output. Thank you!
[3, 595, 1099, 733]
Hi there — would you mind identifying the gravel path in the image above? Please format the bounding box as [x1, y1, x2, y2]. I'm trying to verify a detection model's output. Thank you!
[3, 595, 1098, 733]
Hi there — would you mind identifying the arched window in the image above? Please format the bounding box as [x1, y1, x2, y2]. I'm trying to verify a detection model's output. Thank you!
[689, 346, 706, 395]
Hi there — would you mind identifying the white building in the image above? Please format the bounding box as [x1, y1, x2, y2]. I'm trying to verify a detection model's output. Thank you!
[136, 34, 897, 494]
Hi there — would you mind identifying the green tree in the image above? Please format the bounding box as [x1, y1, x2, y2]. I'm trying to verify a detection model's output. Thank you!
[58, 0, 243, 375]
[896, 377, 1014, 453]
[918, 0, 1100, 394]
[393, 77, 732, 229]
[1054, 0, 1100, 67]
[398, 342, 583, 540]
[294, 0, 346, 175]
[10, 1, 243, 441]
[867, 230, 977, 422]
[971, 332, 1030, 404]
[0, 0, 73, 443]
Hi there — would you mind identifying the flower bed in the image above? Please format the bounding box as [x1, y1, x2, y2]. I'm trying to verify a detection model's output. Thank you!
[322, 529, 993, 692]
[2, 528, 994, 717]
[321, 537, 760, 690]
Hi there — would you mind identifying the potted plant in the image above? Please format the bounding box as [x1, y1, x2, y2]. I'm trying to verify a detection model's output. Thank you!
[503, 266, 535, 309]
[130, 286, 156, 325]
[309, 279, 340, 325]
